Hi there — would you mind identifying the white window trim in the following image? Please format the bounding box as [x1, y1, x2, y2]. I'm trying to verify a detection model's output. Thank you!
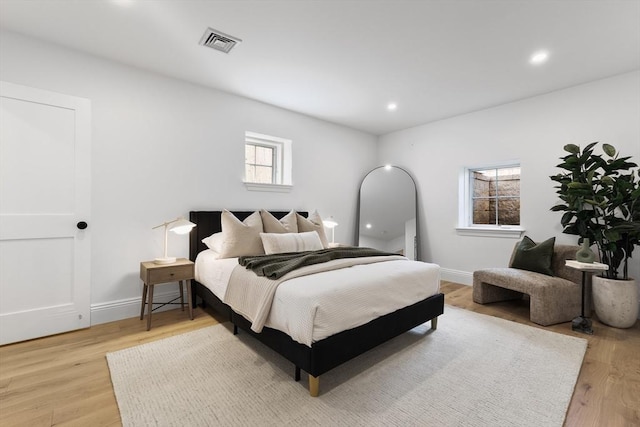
[244, 182, 293, 193]
[243, 131, 292, 191]
[455, 225, 525, 238]
[456, 161, 525, 239]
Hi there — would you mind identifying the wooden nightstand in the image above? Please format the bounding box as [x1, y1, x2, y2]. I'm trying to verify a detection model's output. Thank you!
[139, 258, 194, 330]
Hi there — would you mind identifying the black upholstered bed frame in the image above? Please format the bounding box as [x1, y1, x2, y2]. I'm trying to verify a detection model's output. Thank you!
[189, 210, 444, 396]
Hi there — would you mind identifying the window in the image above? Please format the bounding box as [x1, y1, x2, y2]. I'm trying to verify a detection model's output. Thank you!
[457, 163, 524, 238]
[245, 143, 275, 184]
[471, 166, 521, 226]
[244, 131, 292, 192]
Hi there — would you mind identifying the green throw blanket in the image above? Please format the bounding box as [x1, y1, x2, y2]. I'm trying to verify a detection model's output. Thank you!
[238, 247, 399, 279]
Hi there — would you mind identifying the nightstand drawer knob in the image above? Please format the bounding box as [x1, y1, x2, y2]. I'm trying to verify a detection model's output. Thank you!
[77, 221, 88, 230]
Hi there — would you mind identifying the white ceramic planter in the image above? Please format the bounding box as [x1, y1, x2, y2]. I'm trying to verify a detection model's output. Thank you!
[592, 276, 639, 328]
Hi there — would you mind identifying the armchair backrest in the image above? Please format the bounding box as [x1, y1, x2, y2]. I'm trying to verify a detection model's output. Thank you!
[508, 242, 582, 284]
[551, 245, 582, 284]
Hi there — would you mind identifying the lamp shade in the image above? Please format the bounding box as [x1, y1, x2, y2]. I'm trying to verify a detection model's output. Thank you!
[323, 216, 338, 244]
[323, 216, 338, 228]
[169, 218, 196, 234]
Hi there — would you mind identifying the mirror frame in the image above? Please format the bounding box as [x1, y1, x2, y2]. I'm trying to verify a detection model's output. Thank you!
[355, 165, 420, 260]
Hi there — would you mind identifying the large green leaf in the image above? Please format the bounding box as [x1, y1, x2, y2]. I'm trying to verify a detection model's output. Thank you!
[564, 144, 580, 154]
[584, 199, 604, 208]
[564, 157, 580, 166]
[604, 229, 621, 242]
[583, 141, 598, 154]
[602, 143, 616, 157]
[550, 204, 568, 212]
[601, 176, 614, 185]
[561, 212, 574, 226]
[567, 182, 592, 189]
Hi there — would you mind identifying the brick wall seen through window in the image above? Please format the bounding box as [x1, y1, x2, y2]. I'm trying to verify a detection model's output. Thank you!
[471, 166, 520, 226]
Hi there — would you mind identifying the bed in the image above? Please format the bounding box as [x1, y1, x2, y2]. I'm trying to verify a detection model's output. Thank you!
[189, 210, 444, 396]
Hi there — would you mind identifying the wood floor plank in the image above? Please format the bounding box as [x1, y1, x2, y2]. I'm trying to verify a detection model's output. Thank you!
[0, 307, 218, 427]
[51, 390, 120, 426]
[0, 408, 52, 427]
[0, 283, 638, 426]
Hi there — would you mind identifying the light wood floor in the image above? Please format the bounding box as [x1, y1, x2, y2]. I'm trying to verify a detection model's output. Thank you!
[0, 282, 638, 426]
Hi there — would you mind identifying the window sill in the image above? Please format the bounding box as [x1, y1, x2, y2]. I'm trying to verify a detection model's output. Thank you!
[455, 226, 525, 239]
[243, 182, 293, 193]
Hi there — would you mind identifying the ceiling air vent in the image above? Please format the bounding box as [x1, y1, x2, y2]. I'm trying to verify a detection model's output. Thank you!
[199, 27, 242, 54]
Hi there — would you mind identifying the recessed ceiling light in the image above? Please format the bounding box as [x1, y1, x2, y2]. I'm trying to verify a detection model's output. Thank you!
[366, 223, 372, 229]
[387, 103, 397, 111]
[384, 164, 392, 170]
[530, 50, 549, 65]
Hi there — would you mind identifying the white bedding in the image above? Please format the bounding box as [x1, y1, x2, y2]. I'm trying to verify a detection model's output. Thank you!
[195, 249, 440, 346]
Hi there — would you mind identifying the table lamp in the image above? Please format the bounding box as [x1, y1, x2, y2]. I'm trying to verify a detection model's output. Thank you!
[323, 216, 338, 244]
[152, 217, 196, 264]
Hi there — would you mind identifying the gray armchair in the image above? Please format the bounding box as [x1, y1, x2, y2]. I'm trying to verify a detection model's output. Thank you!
[473, 244, 588, 326]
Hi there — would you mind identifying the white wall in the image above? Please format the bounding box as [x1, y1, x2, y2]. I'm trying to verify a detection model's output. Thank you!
[358, 235, 389, 252]
[378, 71, 640, 286]
[2, 30, 638, 325]
[0, 31, 378, 323]
[386, 235, 405, 254]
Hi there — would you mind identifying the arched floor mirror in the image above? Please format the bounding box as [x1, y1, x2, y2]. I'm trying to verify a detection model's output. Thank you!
[356, 165, 419, 260]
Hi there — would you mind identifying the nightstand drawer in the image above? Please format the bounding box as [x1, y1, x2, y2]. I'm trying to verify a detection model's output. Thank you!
[147, 264, 193, 284]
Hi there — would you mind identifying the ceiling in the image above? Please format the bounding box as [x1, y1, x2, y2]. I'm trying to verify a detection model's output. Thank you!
[0, 0, 638, 135]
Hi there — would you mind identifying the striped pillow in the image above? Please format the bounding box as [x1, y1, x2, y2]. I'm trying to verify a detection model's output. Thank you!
[260, 231, 324, 254]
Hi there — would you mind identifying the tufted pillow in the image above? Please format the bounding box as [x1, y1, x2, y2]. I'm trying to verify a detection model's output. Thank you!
[218, 210, 264, 258]
[296, 210, 329, 248]
[260, 210, 298, 233]
[260, 231, 324, 254]
[510, 236, 555, 276]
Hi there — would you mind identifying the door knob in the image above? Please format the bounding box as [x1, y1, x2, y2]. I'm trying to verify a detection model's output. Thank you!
[77, 221, 88, 230]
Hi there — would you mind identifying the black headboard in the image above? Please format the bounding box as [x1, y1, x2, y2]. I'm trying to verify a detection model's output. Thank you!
[189, 210, 308, 261]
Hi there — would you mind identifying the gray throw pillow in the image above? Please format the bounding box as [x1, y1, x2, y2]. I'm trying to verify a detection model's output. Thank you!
[510, 236, 555, 276]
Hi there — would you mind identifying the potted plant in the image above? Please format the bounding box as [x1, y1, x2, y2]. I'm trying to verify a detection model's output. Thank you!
[550, 142, 639, 328]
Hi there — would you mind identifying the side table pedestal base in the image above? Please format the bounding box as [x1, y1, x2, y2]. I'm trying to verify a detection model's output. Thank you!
[571, 316, 593, 335]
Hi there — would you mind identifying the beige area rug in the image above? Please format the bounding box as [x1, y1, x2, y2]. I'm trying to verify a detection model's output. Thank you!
[107, 306, 587, 426]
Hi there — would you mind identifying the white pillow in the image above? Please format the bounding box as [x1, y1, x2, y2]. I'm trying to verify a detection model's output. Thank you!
[260, 209, 299, 233]
[260, 231, 324, 254]
[219, 210, 265, 258]
[201, 232, 223, 252]
[296, 210, 329, 248]
[205, 249, 221, 260]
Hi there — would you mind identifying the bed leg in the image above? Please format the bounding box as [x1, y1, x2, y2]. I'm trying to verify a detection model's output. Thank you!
[295, 366, 301, 382]
[233, 324, 238, 335]
[309, 375, 319, 397]
[431, 316, 438, 330]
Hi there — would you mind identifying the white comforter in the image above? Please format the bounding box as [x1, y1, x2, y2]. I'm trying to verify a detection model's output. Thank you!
[195, 249, 440, 346]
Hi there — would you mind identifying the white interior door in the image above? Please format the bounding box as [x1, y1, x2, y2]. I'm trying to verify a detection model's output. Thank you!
[0, 81, 91, 345]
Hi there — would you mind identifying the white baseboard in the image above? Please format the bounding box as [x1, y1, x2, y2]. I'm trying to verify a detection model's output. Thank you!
[90, 290, 183, 325]
[440, 268, 473, 286]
